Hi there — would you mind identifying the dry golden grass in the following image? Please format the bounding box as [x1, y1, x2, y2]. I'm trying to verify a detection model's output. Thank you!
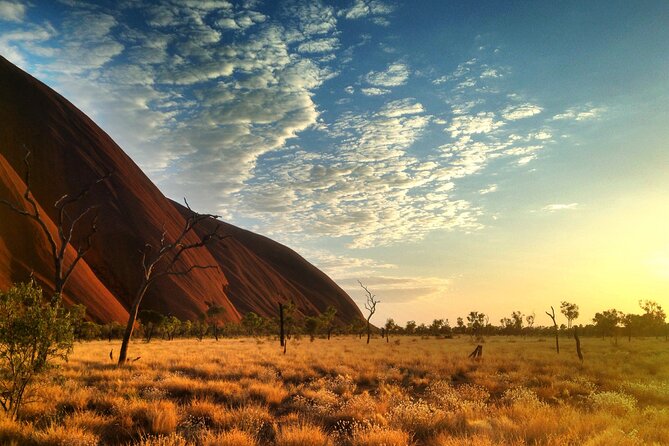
[3, 336, 668, 445]
[276, 423, 330, 446]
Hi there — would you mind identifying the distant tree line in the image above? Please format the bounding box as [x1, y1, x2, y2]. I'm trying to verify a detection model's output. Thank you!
[381, 300, 667, 341]
[64, 299, 667, 343]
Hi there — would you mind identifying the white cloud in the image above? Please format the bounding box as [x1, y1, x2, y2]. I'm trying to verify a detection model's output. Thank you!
[0, 0, 25, 22]
[480, 68, 501, 78]
[235, 97, 482, 249]
[479, 184, 497, 194]
[284, 1, 337, 36]
[343, 274, 451, 304]
[365, 61, 409, 87]
[378, 98, 424, 117]
[0, 25, 54, 68]
[339, 0, 394, 20]
[553, 105, 606, 121]
[302, 248, 397, 280]
[297, 37, 339, 53]
[4, 4, 584, 261]
[446, 112, 505, 138]
[361, 87, 389, 96]
[542, 203, 579, 212]
[216, 18, 240, 29]
[502, 103, 542, 120]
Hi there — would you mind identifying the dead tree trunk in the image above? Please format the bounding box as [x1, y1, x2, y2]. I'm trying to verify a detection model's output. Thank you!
[279, 303, 285, 348]
[574, 326, 583, 362]
[546, 306, 560, 354]
[468, 345, 483, 359]
[117, 199, 229, 365]
[359, 281, 379, 345]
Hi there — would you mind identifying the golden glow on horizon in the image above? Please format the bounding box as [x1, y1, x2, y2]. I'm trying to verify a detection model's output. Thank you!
[400, 189, 669, 327]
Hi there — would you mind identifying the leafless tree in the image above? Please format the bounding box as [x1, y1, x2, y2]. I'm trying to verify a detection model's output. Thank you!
[358, 280, 379, 344]
[0, 151, 110, 298]
[546, 306, 560, 354]
[117, 200, 228, 365]
[278, 302, 285, 350]
[574, 326, 583, 362]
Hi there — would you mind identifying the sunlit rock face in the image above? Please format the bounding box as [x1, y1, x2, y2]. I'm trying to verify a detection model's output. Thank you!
[0, 56, 362, 325]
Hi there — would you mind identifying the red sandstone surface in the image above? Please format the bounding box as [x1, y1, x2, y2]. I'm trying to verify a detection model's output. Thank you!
[0, 56, 362, 325]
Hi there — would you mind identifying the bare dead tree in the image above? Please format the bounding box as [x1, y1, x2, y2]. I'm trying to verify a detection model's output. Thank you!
[574, 326, 583, 362]
[468, 344, 483, 359]
[358, 280, 379, 345]
[279, 302, 285, 350]
[546, 306, 560, 354]
[0, 151, 110, 298]
[117, 199, 229, 365]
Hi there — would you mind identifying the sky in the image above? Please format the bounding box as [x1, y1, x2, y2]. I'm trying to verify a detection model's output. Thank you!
[1, 0, 668, 327]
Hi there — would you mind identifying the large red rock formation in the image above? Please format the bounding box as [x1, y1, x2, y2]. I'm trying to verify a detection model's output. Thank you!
[0, 56, 362, 325]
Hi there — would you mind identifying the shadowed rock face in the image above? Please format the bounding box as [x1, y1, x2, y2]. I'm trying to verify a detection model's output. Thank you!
[173, 201, 364, 323]
[0, 56, 362, 325]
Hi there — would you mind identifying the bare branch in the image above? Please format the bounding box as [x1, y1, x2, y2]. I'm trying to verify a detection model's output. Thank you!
[61, 212, 99, 286]
[0, 149, 110, 297]
[118, 200, 229, 365]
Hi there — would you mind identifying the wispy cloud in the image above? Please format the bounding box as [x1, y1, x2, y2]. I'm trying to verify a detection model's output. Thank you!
[502, 103, 542, 120]
[479, 184, 498, 194]
[0, 0, 25, 23]
[542, 203, 580, 212]
[553, 104, 606, 121]
[361, 87, 390, 96]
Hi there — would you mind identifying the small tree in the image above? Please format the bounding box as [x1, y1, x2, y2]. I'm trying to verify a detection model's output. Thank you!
[430, 319, 445, 336]
[163, 316, 181, 341]
[206, 304, 227, 341]
[593, 309, 623, 343]
[385, 318, 398, 342]
[525, 312, 536, 330]
[304, 316, 320, 341]
[351, 318, 366, 339]
[101, 321, 125, 342]
[358, 281, 379, 344]
[639, 300, 666, 336]
[138, 309, 165, 343]
[192, 315, 209, 341]
[0, 281, 80, 419]
[466, 311, 486, 339]
[511, 311, 524, 334]
[560, 301, 579, 329]
[456, 317, 465, 334]
[242, 312, 263, 337]
[319, 306, 337, 340]
[282, 300, 297, 340]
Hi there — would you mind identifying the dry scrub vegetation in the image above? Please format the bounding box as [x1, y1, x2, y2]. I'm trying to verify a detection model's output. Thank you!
[1, 336, 668, 445]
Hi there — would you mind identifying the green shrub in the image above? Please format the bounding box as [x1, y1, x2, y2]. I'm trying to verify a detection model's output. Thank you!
[0, 281, 79, 419]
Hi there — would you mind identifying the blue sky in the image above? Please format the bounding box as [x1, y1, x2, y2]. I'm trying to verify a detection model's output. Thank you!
[1, 0, 668, 326]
